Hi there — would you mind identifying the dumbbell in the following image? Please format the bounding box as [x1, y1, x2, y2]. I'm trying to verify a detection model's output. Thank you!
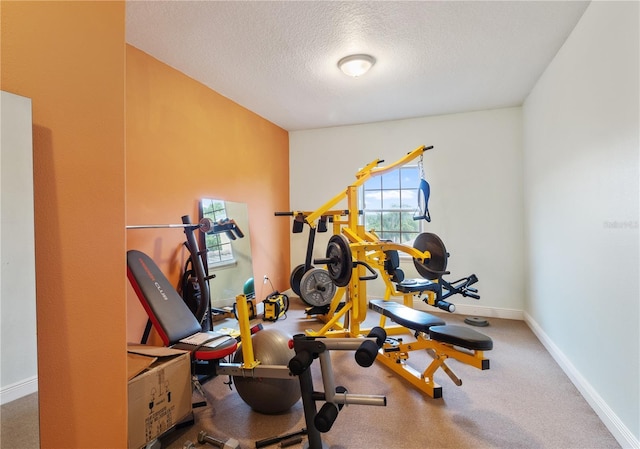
[197, 430, 241, 449]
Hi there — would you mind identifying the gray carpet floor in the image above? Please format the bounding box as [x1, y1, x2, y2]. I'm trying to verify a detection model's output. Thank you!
[0, 298, 620, 449]
[160, 299, 620, 449]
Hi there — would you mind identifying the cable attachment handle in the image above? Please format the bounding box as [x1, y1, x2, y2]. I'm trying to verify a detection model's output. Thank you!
[413, 153, 431, 222]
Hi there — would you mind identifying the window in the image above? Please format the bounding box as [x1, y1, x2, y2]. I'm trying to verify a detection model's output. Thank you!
[200, 199, 236, 268]
[361, 166, 423, 245]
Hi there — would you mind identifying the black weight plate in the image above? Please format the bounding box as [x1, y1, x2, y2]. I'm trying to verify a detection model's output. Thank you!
[326, 234, 352, 287]
[464, 316, 489, 327]
[325, 241, 342, 280]
[413, 232, 448, 280]
[290, 263, 310, 298]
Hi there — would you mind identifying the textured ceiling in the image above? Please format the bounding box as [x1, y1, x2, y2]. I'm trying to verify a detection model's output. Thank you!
[126, 1, 590, 131]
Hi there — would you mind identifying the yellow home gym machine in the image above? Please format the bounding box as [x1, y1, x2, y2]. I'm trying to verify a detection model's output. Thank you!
[276, 145, 493, 398]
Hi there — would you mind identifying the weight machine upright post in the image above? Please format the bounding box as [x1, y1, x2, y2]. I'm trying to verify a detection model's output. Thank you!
[235, 294, 259, 369]
[182, 215, 211, 328]
[346, 185, 359, 231]
[346, 185, 367, 334]
[298, 366, 324, 449]
[305, 227, 317, 271]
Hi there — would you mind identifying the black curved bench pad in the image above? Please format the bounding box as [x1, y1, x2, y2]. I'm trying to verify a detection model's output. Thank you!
[429, 325, 493, 351]
[369, 300, 492, 351]
[369, 299, 445, 333]
[127, 249, 237, 359]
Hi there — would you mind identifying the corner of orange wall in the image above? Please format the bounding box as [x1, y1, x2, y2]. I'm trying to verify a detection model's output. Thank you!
[126, 45, 291, 342]
[2, 2, 127, 448]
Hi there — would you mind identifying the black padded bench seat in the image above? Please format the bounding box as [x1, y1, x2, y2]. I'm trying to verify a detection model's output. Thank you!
[369, 299, 492, 351]
[429, 325, 493, 351]
[370, 299, 445, 333]
[127, 250, 238, 360]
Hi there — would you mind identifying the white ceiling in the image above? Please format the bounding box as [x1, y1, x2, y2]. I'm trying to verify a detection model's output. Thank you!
[126, 1, 590, 131]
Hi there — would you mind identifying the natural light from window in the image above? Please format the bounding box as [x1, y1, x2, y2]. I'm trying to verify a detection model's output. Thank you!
[361, 165, 423, 245]
[201, 198, 236, 267]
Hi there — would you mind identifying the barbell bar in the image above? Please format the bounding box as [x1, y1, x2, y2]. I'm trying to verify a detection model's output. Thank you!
[126, 217, 214, 233]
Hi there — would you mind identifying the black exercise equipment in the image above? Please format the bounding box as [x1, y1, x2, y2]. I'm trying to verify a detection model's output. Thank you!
[464, 316, 489, 327]
[127, 249, 238, 367]
[383, 239, 479, 313]
[313, 234, 379, 289]
[412, 232, 449, 280]
[255, 429, 307, 449]
[127, 214, 244, 331]
[286, 329, 387, 448]
[181, 215, 217, 328]
[182, 214, 246, 329]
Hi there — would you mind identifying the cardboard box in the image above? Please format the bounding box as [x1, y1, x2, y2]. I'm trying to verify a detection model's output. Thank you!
[127, 345, 192, 449]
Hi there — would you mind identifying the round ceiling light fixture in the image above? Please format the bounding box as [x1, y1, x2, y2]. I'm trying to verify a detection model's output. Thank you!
[337, 54, 376, 78]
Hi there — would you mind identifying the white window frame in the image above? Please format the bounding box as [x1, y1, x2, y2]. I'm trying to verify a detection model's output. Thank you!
[200, 199, 237, 269]
[359, 165, 424, 248]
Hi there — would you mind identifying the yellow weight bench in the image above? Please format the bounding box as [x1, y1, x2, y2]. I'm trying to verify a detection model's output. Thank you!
[369, 299, 492, 399]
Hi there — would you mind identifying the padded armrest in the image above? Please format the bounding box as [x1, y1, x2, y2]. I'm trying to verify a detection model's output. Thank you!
[429, 325, 493, 351]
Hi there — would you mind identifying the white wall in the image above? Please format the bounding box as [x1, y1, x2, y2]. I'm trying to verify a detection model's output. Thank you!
[289, 4, 638, 445]
[523, 2, 639, 447]
[0, 91, 38, 404]
[290, 107, 524, 317]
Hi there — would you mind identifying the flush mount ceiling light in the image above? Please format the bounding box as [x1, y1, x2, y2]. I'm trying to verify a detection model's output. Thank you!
[337, 54, 376, 77]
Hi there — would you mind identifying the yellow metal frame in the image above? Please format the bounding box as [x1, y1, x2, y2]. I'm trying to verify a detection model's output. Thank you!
[293, 145, 490, 398]
[214, 295, 300, 380]
[375, 330, 489, 398]
[235, 293, 260, 369]
[300, 145, 434, 338]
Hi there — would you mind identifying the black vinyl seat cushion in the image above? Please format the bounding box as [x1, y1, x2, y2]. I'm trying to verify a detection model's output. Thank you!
[127, 249, 237, 360]
[369, 299, 492, 351]
[369, 299, 445, 333]
[429, 325, 493, 351]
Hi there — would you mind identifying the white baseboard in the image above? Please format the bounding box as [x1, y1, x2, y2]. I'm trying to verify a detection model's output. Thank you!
[412, 299, 524, 320]
[524, 312, 639, 449]
[450, 302, 523, 320]
[1, 376, 38, 405]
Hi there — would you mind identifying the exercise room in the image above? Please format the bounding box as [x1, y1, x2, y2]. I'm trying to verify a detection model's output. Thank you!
[1, 2, 638, 449]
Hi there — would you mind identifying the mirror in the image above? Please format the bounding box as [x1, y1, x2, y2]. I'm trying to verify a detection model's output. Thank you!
[200, 199, 254, 308]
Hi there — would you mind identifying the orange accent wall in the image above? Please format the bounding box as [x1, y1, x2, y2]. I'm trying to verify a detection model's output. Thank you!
[1, 3, 290, 445]
[125, 46, 290, 343]
[1, 2, 127, 448]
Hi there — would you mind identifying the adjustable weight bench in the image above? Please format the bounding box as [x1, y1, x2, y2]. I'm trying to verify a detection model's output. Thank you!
[369, 299, 492, 398]
[127, 250, 238, 375]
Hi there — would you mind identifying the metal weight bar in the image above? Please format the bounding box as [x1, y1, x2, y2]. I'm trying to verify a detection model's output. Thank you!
[126, 217, 213, 233]
[313, 234, 353, 287]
